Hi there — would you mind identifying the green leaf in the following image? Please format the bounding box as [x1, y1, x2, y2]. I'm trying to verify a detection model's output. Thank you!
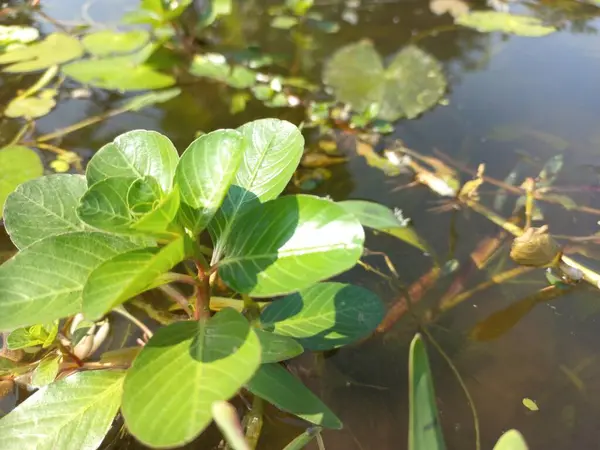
[286, 0, 314, 15]
[122, 309, 261, 448]
[209, 119, 305, 261]
[218, 196, 364, 297]
[247, 363, 342, 429]
[121, 87, 181, 111]
[282, 427, 322, 450]
[7, 322, 57, 350]
[130, 185, 181, 235]
[4, 174, 89, 249]
[271, 15, 299, 29]
[493, 430, 528, 450]
[0, 145, 43, 220]
[323, 41, 447, 121]
[0, 25, 39, 46]
[456, 12, 556, 36]
[189, 54, 256, 88]
[31, 353, 61, 388]
[0, 370, 125, 450]
[337, 200, 430, 253]
[82, 236, 192, 320]
[5, 95, 56, 119]
[212, 401, 251, 450]
[0, 232, 140, 330]
[0, 33, 83, 72]
[176, 129, 246, 233]
[82, 30, 150, 56]
[408, 334, 446, 450]
[86, 130, 179, 192]
[260, 282, 384, 350]
[254, 328, 303, 363]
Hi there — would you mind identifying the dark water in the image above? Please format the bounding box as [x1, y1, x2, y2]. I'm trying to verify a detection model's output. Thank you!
[4, 0, 600, 449]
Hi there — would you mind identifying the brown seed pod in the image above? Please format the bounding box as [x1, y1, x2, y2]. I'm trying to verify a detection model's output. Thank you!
[510, 226, 562, 268]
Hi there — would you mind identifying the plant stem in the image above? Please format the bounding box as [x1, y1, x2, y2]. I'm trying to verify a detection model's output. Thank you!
[113, 305, 154, 338]
[8, 121, 34, 146]
[194, 261, 210, 321]
[243, 395, 264, 450]
[158, 285, 193, 317]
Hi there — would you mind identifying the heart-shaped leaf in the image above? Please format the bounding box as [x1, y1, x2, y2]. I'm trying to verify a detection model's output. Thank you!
[0, 232, 140, 330]
[0, 146, 43, 220]
[122, 309, 261, 448]
[82, 30, 150, 56]
[246, 363, 342, 429]
[254, 328, 303, 363]
[456, 11, 556, 36]
[86, 130, 179, 192]
[82, 236, 192, 320]
[0, 33, 83, 72]
[0, 370, 125, 450]
[175, 129, 246, 233]
[260, 282, 384, 350]
[209, 119, 304, 261]
[218, 195, 364, 297]
[4, 174, 90, 249]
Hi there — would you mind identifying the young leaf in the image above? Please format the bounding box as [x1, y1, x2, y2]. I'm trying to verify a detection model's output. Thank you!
[0, 232, 140, 330]
[209, 119, 304, 261]
[218, 195, 364, 297]
[86, 130, 179, 192]
[82, 30, 150, 56]
[0, 33, 83, 72]
[122, 309, 261, 448]
[0, 145, 43, 219]
[31, 353, 61, 388]
[82, 236, 192, 320]
[130, 186, 181, 235]
[7, 322, 57, 350]
[175, 129, 246, 233]
[408, 334, 446, 450]
[246, 363, 342, 429]
[260, 282, 384, 350]
[493, 429, 528, 450]
[0, 370, 125, 450]
[4, 174, 89, 249]
[254, 328, 304, 363]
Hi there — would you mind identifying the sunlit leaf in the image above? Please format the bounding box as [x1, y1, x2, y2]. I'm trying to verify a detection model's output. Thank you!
[121, 87, 181, 111]
[456, 12, 556, 36]
[212, 401, 250, 450]
[130, 185, 181, 235]
[5, 95, 56, 119]
[246, 363, 342, 429]
[0, 232, 140, 330]
[7, 322, 57, 350]
[82, 30, 150, 56]
[189, 54, 256, 88]
[122, 309, 261, 448]
[522, 398, 539, 411]
[493, 429, 528, 450]
[218, 196, 364, 297]
[0, 33, 83, 72]
[254, 328, 303, 363]
[0, 25, 39, 46]
[271, 15, 299, 29]
[0, 146, 43, 220]
[31, 353, 61, 388]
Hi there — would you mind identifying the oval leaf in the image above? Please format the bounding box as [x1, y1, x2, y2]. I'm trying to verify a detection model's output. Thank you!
[254, 328, 303, 363]
[260, 282, 384, 350]
[82, 30, 150, 56]
[0, 370, 125, 450]
[0, 146, 43, 219]
[218, 195, 364, 297]
[0, 33, 83, 72]
[122, 309, 261, 448]
[246, 363, 342, 429]
[456, 12, 556, 36]
[4, 174, 89, 249]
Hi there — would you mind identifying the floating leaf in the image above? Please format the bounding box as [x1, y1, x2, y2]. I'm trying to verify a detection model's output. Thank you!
[247, 363, 342, 429]
[82, 30, 150, 56]
[493, 430, 529, 450]
[189, 54, 257, 88]
[522, 398, 539, 411]
[0, 146, 43, 219]
[0, 25, 39, 46]
[456, 12, 556, 36]
[5, 95, 56, 119]
[122, 309, 261, 448]
[121, 87, 181, 111]
[254, 329, 304, 363]
[324, 41, 446, 121]
[31, 353, 61, 388]
[271, 15, 299, 29]
[218, 196, 364, 297]
[260, 282, 384, 350]
[0, 33, 83, 72]
[0, 370, 125, 450]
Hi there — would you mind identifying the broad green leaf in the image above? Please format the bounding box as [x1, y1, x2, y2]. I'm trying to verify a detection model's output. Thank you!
[493, 430, 528, 450]
[456, 12, 556, 36]
[254, 328, 303, 363]
[218, 195, 364, 297]
[176, 129, 246, 233]
[121, 87, 181, 111]
[5, 95, 56, 119]
[83, 236, 191, 320]
[246, 363, 342, 429]
[82, 30, 150, 56]
[408, 334, 446, 450]
[0, 370, 125, 450]
[0, 145, 43, 220]
[0, 25, 39, 46]
[4, 174, 89, 249]
[0, 232, 139, 330]
[122, 309, 261, 448]
[282, 427, 322, 450]
[338, 200, 430, 253]
[86, 130, 179, 192]
[31, 353, 61, 388]
[0, 33, 83, 72]
[260, 282, 384, 350]
[323, 41, 446, 120]
[210, 119, 304, 261]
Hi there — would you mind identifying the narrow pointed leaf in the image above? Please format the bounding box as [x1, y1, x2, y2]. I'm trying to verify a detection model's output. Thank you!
[0, 145, 43, 219]
[260, 282, 384, 350]
[122, 309, 261, 448]
[175, 129, 246, 233]
[0, 370, 125, 450]
[493, 430, 528, 450]
[218, 195, 364, 297]
[254, 328, 303, 363]
[282, 427, 322, 450]
[83, 236, 192, 320]
[4, 174, 89, 249]
[246, 363, 342, 429]
[0, 232, 140, 330]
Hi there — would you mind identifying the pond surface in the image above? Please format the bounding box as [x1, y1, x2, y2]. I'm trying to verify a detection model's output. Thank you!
[3, 0, 600, 449]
